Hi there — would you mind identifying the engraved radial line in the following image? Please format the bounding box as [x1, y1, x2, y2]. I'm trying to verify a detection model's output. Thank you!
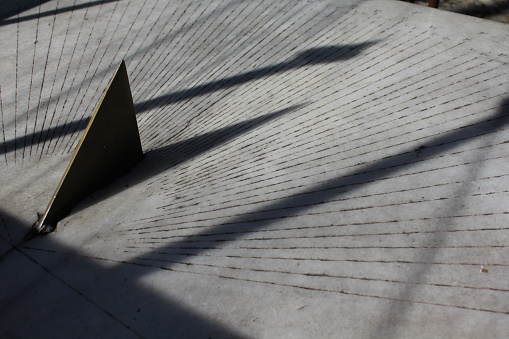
[177, 150, 508, 222]
[128, 2, 189, 82]
[130, 0, 199, 82]
[22, 3, 42, 162]
[119, 260, 509, 314]
[159, 109, 492, 203]
[129, 257, 509, 293]
[137, 1, 282, 139]
[123, 2, 171, 79]
[14, 9, 20, 163]
[132, 0, 204, 93]
[18, 248, 509, 315]
[42, 1, 85, 156]
[0, 86, 6, 164]
[128, 252, 509, 268]
[37, 0, 75, 157]
[146, 224, 509, 242]
[130, 218, 509, 238]
[57, 1, 118, 155]
[29, 1, 58, 160]
[138, 0, 226, 113]
[158, 173, 506, 220]
[138, 18, 392, 143]
[151, 4, 353, 140]
[144, 134, 507, 227]
[174, 93, 505, 196]
[138, 0, 306, 134]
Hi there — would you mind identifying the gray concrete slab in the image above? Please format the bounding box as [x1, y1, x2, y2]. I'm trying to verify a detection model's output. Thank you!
[1, 0, 508, 337]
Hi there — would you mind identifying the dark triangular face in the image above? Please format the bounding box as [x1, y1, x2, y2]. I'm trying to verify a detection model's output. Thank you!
[36, 61, 144, 232]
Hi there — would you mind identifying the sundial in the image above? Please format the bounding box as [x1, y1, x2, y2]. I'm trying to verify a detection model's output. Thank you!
[1, 0, 508, 337]
[29, 60, 143, 235]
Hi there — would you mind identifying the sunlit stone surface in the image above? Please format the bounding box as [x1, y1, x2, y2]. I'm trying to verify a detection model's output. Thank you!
[0, 0, 508, 337]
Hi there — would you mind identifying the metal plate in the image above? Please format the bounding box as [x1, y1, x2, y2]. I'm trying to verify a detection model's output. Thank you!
[37, 61, 143, 230]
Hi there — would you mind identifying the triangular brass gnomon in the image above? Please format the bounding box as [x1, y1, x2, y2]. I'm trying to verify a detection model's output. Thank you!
[34, 61, 144, 233]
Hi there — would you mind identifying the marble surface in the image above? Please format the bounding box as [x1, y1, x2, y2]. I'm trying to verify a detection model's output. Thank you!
[0, 1, 508, 337]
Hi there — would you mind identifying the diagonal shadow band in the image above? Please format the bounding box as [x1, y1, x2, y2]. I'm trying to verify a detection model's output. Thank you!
[0, 207, 244, 338]
[4, 99, 507, 338]
[1, 99, 507, 337]
[454, 2, 509, 18]
[400, 0, 509, 19]
[0, 42, 376, 157]
[143, 103, 309, 171]
[1, 118, 86, 157]
[71, 103, 309, 215]
[1, 0, 248, 158]
[121, 96, 509, 276]
[133, 42, 377, 113]
[0, 76, 280, 332]
[0, 0, 52, 22]
[368, 102, 505, 339]
[0, 0, 120, 26]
